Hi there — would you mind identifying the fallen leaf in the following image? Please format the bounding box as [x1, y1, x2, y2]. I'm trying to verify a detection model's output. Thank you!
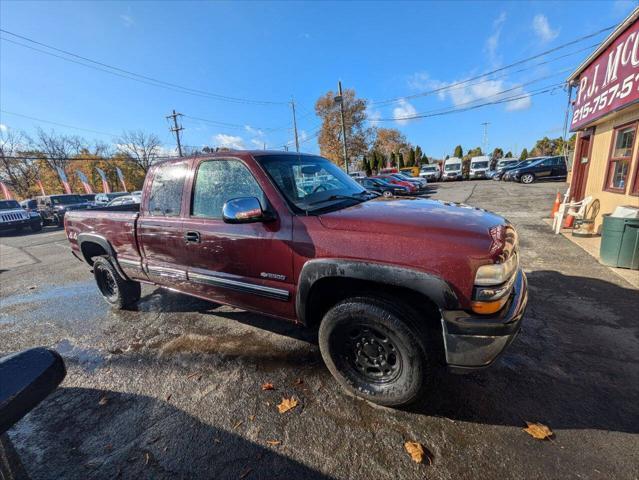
[233, 420, 244, 430]
[27, 285, 37, 290]
[239, 467, 252, 479]
[166, 394, 172, 401]
[249, 415, 255, 421]
[277, 397, 298, 414]
[293, 378, 304, 385]
[523, 422, 553, 440]
[261, 382, 274, 391]
[266, 440, 281, 446]
[145, 452, 150, 465]
[213, 438, 221, 444]
[98, 396, 109, 406]
[404, 441, 426, 464]
[186, 371, 200, 380]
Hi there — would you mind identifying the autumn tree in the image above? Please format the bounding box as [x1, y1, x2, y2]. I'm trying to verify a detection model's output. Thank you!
[520, 148, 528, 160]
[315, 88, 370, 167]
[505, 151, 513, 158]
[453, 145, 463, 158]
[390, 152, 397, 167]
[116, 130, 163, 173]
[372, 128, 409, 162]
[414, 146, 422, 165]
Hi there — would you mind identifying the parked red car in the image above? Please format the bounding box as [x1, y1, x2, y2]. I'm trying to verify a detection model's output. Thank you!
[65, 152, 527, 407]
[374, 174, 417, 193]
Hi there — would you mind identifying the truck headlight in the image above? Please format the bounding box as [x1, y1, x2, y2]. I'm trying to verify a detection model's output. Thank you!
[475, 253, 518, 286]
[471, 253, 519, 315]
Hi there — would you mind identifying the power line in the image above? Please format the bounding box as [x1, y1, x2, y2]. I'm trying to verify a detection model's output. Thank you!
[375, 82, 565, 122]
[166, 110, 184, 157]
[370, 24, 615, 106]
[0, 109, 119, 137]
[0, 29, 287, 106]
[182, 114, 292, 133]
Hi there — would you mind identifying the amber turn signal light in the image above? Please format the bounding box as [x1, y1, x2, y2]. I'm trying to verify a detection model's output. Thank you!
[471, 296, 509, 315]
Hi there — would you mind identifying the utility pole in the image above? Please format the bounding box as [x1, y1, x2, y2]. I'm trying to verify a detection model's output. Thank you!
[290, 97, 300, 153]
[335, 81, 349, 174]
[481, 122, 490, 154]
[166, 109, 184, 157]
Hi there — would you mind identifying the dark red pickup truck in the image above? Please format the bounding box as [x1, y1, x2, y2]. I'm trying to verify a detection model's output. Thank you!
[65, 151, 527, 406]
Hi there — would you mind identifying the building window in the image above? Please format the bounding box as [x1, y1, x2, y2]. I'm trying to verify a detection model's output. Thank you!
[605, 123, 637, 193]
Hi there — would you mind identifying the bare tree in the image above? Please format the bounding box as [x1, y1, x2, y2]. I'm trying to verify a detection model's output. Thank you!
[0, 129, 40, 198]
[35, 128, 86, 172]
[116, 130, 162, 173]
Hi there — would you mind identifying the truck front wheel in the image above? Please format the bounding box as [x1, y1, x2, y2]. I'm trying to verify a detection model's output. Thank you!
[93, 256, 141, 309]
[319, 296, 429, 407]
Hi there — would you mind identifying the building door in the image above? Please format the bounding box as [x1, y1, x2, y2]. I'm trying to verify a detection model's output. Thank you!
[571, 132, 592, 201]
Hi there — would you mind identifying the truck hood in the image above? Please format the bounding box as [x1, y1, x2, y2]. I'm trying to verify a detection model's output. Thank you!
[54, 203, 90, 211]
[318, 197, 506, 239]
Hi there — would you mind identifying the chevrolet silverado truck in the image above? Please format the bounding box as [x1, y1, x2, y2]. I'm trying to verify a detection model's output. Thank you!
[64, 151, 527, 407]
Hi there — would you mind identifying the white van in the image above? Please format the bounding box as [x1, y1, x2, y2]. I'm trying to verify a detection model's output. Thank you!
[442, 157, 462, 181]
[469, 156, 491, 179]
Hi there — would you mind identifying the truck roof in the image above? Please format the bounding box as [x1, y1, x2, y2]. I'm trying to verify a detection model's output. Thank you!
[152, 150, 318, 167]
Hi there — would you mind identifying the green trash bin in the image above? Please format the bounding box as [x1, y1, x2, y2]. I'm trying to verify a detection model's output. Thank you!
[600, 214, 639, 269]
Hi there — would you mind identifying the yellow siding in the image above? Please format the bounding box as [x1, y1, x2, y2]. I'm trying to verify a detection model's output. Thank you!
[579, 104, 639, 232]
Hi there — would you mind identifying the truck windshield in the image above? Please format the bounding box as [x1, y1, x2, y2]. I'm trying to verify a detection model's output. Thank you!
[497, 160, 518, 168]
[256, 154, 370, 213]
[472, 161, 489, 169]
[0, 200, 21, 210]
[421, 166, 437, 172]
[51, 195, 82, 205]
[444, 163, 460, 171]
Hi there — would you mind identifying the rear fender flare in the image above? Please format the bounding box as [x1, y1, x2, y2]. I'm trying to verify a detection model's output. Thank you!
[295, 259, 460, 325]
[77, 233, 129, 280]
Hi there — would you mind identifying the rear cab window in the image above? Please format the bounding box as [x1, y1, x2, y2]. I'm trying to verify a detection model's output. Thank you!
[147, 162, 189, 216]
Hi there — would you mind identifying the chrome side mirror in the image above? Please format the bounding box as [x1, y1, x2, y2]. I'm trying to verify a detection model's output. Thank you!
[222, 197, 273, 224]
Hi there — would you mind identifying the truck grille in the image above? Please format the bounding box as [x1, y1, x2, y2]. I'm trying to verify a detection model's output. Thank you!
[1, 212, 27, 222]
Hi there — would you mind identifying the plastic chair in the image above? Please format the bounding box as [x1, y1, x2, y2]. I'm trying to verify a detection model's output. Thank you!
[554, 196, 593, 234]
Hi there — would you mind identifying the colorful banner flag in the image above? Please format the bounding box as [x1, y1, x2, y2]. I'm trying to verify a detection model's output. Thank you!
[95, 167, 111, 193]
[116, 166, 127, 192]
[0, 181, 14, 200]
[56, 167, 72, 194]
[36, 179, 46, 196]
[76, 170, 94, 194]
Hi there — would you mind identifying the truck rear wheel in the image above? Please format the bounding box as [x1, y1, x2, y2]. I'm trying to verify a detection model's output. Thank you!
[318, 296, 429, 407]
[93, 256, 141, 309]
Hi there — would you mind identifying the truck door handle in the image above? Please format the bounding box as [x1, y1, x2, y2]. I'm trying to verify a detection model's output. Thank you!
[184, 231, 201, 243]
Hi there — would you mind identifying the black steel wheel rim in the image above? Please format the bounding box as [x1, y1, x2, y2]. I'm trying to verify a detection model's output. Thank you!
[96, 265, 118, 299]
[332, 323, 403, 384]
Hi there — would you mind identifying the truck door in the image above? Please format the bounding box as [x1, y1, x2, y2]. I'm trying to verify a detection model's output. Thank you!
[534, 158, 553, 179]
[181, 157, 295, 320]
[137, 160, 191, 289]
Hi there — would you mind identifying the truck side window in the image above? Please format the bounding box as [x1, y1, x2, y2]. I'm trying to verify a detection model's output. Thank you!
[148, 163, 187, 216]
[192, 160, 265, 219]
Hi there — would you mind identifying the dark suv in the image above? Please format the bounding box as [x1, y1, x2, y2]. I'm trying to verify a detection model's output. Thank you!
[508, 156, 568, 184]
[34, 194, 91, 226]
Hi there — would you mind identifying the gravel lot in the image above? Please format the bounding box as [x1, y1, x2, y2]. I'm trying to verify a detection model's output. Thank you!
[1, 179, 638, 480]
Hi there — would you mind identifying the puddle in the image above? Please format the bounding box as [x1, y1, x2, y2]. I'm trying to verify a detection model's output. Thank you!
[158, 332, 320, 370]
[55, 339, 106, 372]
[0, 281, 95, 309]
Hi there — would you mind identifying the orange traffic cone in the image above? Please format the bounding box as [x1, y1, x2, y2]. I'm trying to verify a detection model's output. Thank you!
[563, 197, 575, 228]
[550, 192, 561, 218]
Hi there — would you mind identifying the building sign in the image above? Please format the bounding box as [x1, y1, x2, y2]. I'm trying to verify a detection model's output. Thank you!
[571, 19, 639, 131]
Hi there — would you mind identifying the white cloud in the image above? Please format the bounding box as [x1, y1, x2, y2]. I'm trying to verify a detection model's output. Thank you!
[299, 130, 309, 142]
[393, 99, 417, 124]
[214, 134, 244, 149]
[367, 107, 382, 123]
[486, 12, 507, 66]
[532, 14, 559, 43]
[250, 138, 265, 149]
[245, 125, 264, 136]
[120, 14, 135, 27]
[505, 90, 532, 111]
[0, 123, 8, 132]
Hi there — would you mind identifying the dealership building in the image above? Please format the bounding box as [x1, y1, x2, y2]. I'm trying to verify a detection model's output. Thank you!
[568, 8, 639, 231]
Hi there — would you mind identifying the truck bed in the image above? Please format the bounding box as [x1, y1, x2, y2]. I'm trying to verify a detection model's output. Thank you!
[65, 208, 142, 266]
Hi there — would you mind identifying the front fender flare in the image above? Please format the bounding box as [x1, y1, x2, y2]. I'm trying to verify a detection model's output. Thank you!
[295, 259, 459, 325]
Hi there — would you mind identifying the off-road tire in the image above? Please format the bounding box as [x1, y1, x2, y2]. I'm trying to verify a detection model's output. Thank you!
[521, 173, 535, 184]
[93, 256, 141, 309]
[319, 296, 430, 407]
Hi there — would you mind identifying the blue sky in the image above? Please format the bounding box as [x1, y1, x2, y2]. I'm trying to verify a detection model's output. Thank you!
[1, 0, 637, 158]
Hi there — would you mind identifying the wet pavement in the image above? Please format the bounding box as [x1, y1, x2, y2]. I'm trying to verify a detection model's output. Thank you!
[1, 180, 638, 479]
